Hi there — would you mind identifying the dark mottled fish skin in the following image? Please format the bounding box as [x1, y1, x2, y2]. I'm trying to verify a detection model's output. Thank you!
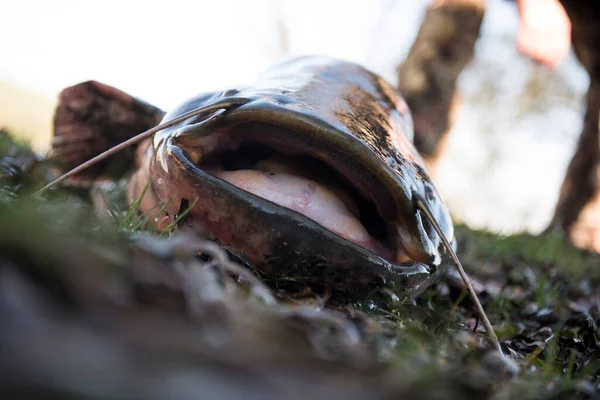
[148, 56, 455, 298]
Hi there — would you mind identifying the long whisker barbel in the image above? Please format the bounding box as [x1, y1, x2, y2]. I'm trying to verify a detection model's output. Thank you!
[413, 192, 503, 356]
[34, 98, 250, 196]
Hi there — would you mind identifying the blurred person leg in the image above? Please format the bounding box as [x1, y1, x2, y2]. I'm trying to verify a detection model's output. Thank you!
[516, 0, 571, 69]
[551, 2, 600, 252]
[398, 0, 570, 175]
[397, 0, 485, 173]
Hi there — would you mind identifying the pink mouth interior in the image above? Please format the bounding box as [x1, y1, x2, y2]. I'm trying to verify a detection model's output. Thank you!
[214, 155, 395, 261]
[184, 124, 411, 264]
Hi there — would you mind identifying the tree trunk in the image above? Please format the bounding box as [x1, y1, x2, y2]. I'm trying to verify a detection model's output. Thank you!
[397, 0, 485, 173]
[550, 2, 600, 251]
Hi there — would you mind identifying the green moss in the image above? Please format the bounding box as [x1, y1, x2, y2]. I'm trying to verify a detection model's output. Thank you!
[456, 224, 600, 282]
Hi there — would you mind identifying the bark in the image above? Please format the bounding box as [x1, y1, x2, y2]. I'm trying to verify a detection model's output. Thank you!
[397, 0, 485, 172]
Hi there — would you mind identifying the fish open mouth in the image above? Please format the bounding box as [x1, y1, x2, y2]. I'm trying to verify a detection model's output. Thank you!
[50, 59, 452, 297]
[173, 120, 418, 266]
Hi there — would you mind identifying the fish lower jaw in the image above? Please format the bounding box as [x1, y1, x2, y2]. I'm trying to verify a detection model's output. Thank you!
[175, 136, 414, 264]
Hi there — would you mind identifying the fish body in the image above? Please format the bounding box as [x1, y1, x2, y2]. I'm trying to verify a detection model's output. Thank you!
[54, 56, 455, 298]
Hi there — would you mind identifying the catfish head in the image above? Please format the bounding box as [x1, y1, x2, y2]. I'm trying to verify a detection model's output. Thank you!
[124, 56, 455, 298]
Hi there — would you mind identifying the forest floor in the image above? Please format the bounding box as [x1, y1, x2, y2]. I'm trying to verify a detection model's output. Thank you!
[1, 129, 598, 399]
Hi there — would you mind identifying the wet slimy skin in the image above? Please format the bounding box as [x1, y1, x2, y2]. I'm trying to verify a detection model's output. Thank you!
[130, 56, 455, 298]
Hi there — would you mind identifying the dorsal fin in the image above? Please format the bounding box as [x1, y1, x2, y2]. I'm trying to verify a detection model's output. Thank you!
[51, 81, 165, 181]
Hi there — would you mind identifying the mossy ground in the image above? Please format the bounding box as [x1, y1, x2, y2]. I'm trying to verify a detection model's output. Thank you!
[0, 130, 598, 399]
